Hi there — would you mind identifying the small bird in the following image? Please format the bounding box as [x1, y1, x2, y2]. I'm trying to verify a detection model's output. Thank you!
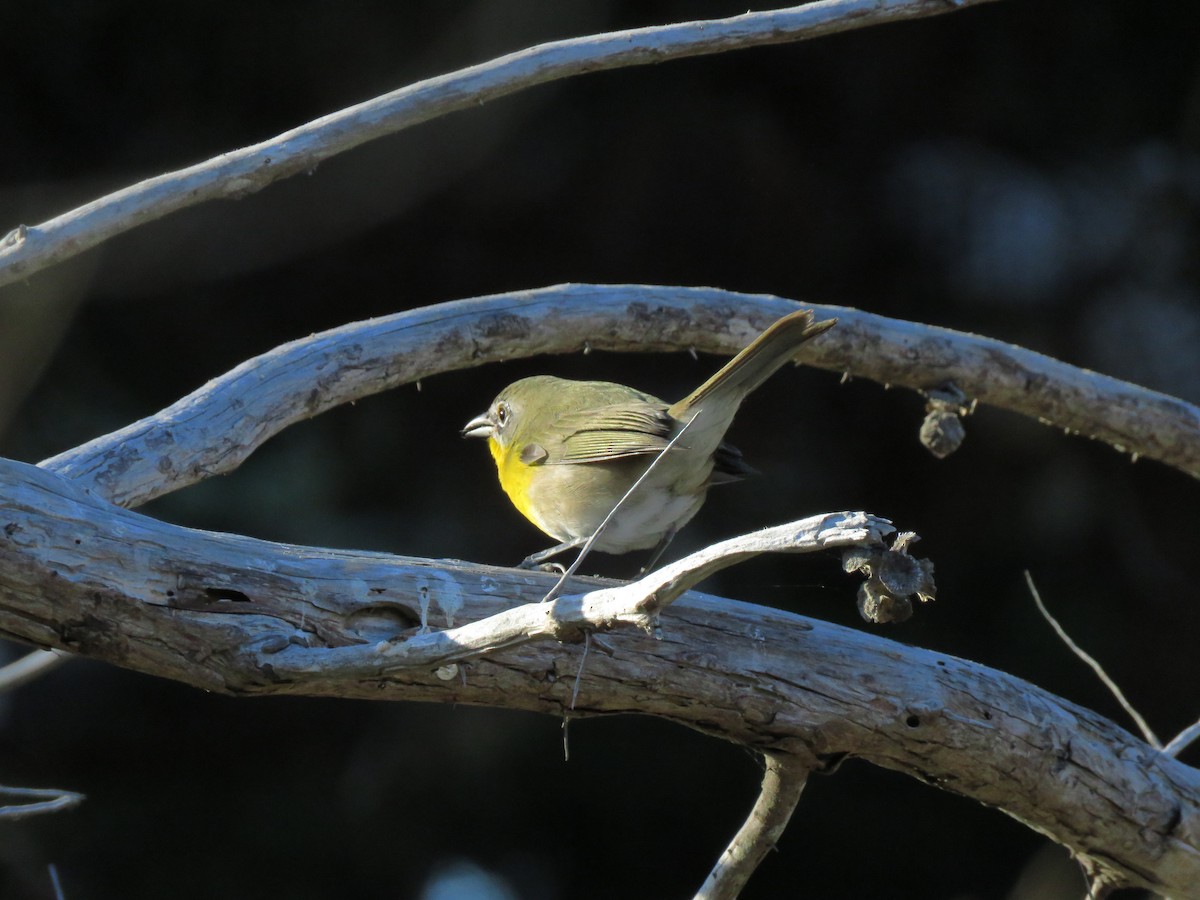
[462, 309, 836, 569]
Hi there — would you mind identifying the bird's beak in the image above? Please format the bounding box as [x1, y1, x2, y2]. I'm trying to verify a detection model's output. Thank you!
[461, 413, 493, 440]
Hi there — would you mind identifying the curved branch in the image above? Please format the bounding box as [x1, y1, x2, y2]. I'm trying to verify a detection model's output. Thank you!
[0, 457, 1196, 896]
[698, 757, 810, 900]
[39, 285, 1200, 512]
[0, 784, 86, 821]
[0, 0, 999, 290]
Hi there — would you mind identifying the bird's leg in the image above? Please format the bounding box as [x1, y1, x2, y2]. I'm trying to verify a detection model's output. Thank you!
[519, 537, 587, 570]
[638, 527, 677, 576]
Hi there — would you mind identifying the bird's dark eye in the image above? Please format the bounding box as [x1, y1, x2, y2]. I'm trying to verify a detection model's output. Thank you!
[495, 402, 510, 427]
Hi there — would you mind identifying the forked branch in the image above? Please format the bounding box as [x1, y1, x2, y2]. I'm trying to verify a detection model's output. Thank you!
[0, 457, 1197, 895]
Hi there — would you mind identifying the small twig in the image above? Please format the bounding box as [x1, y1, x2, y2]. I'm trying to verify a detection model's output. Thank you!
[0, 785, 85, 821]
[1165, 718, 1200, 759]
[48, 864, 65, 900]
[0, 648, 69, 693]
[696, 755, 809, 900]
[561, 631, 593, 763]
[570, 632, 591, 711]
[541, 414, 699, 603]
[1080, 859, 1116, 900]
[1024, 571, 1161, 749]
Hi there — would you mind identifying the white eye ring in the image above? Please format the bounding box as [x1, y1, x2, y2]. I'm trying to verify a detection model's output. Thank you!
[495, 402, 510, 427]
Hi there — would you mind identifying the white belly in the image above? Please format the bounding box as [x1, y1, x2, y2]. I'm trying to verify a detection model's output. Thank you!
[590, 488, 705, 554]
[525, 458, 711, 554]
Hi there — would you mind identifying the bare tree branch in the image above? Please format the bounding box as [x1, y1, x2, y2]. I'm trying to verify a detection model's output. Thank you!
[0, 647, 68, 693]
[697, 756, 810, 900]
[47, 864, 64, 900]
[1, 3, 1188, 894]
[0, 0, 1000, 291]
[0, 785, 85, 822]
[1167, 720, 1200, 760]
[1026, 571, 1161, 749]
[261, 512, 901, 680]
[38, 286, 1200, 514]
[0, 456, 1197, 896]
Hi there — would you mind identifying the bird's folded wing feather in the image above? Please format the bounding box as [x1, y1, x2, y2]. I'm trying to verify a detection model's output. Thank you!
[550, 403, 675, 464]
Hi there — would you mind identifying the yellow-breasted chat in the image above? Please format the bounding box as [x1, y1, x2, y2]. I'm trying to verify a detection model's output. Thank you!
[462, 309, 836, 568]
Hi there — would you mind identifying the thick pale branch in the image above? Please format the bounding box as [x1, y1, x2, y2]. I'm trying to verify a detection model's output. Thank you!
[262, 512, 897, 680]
[0, 457, 1197, 896]
[697, 757, 809, 900]
[0, 0, 998, 290]
[39, 286, 1200, 512]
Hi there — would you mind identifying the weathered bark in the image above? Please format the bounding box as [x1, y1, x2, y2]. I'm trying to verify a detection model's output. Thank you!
[40, 287, 1200, 513]
[1, 456, 1197, 896]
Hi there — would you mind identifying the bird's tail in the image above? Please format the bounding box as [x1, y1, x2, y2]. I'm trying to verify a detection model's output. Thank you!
[668, 309, 836, 423]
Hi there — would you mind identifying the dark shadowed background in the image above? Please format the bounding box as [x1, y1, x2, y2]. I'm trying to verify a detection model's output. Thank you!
[1, 2, 1198, 898]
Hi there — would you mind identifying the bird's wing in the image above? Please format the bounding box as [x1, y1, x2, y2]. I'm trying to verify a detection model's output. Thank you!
[549, 402, 675, 464]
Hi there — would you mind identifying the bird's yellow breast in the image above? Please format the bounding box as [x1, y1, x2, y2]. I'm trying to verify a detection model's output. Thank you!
[489, 437, 544, 531]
